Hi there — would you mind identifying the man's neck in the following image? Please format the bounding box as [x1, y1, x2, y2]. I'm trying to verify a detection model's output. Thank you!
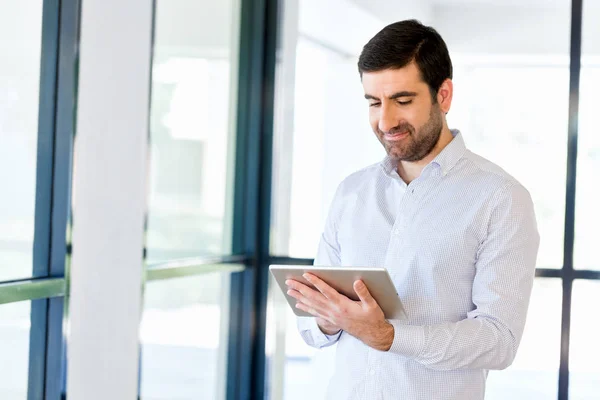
[397, 127, 454, 184]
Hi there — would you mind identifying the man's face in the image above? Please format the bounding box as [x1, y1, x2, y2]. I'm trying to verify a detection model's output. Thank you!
[362, 63, 444, 162]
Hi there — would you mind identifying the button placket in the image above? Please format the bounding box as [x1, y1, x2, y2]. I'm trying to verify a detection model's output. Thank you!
[364, 348, 378, 397]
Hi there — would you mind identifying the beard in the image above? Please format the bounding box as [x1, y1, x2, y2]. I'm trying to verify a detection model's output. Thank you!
[376, 103, 443, 162]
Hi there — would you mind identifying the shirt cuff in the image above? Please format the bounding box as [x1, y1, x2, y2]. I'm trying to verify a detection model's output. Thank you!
[388, 319, 426, 358]
[324, 331, 342, 341]
[299, 317, 342, 348]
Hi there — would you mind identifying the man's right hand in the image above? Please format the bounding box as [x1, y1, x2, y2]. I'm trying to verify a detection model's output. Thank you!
[317, 317, 341, 335]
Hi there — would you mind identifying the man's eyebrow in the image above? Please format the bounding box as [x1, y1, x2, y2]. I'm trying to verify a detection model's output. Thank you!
[364, 91, 418, 101]
[389, 91, 418, 99]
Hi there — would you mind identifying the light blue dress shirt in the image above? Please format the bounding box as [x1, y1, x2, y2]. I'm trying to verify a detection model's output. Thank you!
[297, 130, 540, 400]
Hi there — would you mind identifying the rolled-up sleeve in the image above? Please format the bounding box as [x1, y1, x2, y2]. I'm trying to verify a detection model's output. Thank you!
[387, 183, 540, 371]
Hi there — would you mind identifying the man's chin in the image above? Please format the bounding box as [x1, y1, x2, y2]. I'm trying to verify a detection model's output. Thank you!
[387, 147, 409, 160]
[388, 151, 426, 163]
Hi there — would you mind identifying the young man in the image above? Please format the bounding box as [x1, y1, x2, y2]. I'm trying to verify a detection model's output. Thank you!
[285, 20, 540, 400]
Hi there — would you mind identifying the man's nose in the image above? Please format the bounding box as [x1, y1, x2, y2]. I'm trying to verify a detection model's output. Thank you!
[378, 105, 399, 134]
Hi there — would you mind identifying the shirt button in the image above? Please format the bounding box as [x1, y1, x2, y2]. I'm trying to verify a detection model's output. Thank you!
[393, 229, 400, 235]
[369, 369, 376, 376]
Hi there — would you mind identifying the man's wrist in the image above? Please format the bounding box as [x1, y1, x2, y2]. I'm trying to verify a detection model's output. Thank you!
[371, 321, 394, 352]
[317, 319, 341, 335]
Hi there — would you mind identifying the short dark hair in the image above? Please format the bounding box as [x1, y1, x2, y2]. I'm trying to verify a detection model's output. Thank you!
[358, 20, 453, 100]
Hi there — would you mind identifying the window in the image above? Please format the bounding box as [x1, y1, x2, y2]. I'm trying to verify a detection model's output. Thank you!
[0, 0, 73, 398]
[0, 0, 44, 281]
[140, 0, 242, 398]
[265, 1, 587, 399]
[574, 1, 600, 271]
[0, 301, 32, 398]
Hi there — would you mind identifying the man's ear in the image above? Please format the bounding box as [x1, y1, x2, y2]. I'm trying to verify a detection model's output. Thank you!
[437, 79, 453, 114]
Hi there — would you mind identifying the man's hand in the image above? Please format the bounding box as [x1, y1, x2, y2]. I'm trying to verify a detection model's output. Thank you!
[286, 273, 394, 351]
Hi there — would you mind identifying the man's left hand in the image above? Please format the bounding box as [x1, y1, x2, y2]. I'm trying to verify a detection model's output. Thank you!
[286, 273, 394, 351]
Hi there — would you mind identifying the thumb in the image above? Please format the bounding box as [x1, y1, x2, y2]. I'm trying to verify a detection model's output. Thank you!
[354, 280, 376, 307]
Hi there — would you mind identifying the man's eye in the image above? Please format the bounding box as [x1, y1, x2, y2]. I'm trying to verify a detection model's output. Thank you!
[369, 103, 381, 107]
[398, 100, 412, 106]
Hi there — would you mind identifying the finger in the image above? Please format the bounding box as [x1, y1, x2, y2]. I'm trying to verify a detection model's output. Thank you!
[295, 302, 324, 318]
[287, 288, 328, 314]
[285, 279, 318, 296]
[286, 288, 307, 303]
[303, 273, 340, 300]
[286, 279, 329, 306]
[354, 280, 377, 307]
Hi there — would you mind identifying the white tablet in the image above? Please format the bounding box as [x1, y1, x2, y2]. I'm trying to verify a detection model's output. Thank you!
[269, 265, 406, 319]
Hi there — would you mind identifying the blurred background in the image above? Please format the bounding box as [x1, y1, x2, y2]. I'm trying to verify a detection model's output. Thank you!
[0, 0, 598, 399]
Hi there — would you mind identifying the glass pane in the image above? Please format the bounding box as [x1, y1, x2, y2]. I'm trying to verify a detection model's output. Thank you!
[265, 272, 335, 400]
[0, 301, 31, 399]
[270, 0, 570, 269]
[570, 280, 600, 400]
[449, 65, 568, 270]
[0, 1, 44, 280]
[270, 0, 384, 257]
[485, 279, 561, 400]
[146, 0, 241, 263]
[140, 272, 231, 400]
[575, 1, 600, 271]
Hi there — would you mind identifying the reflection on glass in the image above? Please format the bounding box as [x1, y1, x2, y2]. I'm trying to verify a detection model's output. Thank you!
[146, 0, 240, 263]
[140, 273, 231, 400]
[0, 301, 31, 399]
[485, 279, 561, 399]
[0, 2, 44, 280]
[570, 280, 600, 399]
[575, 1, 600, 271]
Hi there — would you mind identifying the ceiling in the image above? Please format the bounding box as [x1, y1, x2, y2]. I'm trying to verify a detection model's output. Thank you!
[349, 0, 571, 24]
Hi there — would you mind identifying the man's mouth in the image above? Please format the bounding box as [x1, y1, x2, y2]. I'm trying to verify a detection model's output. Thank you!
[384, 131, 409, 141]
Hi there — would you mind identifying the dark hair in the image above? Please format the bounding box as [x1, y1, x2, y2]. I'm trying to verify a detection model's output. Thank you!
[358, 20, 453, 101]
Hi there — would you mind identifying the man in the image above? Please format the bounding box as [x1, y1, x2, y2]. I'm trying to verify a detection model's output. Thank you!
[285, 20, 540, 400]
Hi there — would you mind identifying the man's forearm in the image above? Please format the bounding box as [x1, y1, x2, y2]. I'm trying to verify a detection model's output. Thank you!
[387, 317, 519, 371]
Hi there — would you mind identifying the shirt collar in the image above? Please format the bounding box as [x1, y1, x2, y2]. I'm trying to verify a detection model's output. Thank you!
[379, 129, 467, 177]
[430, 129, 467, 176]
[380, 154, 398, 176]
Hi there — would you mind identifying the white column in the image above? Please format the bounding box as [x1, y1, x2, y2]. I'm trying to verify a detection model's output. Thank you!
[66, 0, 153, 398]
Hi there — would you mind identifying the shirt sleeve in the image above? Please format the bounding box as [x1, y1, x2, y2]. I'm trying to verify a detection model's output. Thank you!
[387, 182, 540, 371]
[297, 315, 343, 348]
[297, 183, 345, 349]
